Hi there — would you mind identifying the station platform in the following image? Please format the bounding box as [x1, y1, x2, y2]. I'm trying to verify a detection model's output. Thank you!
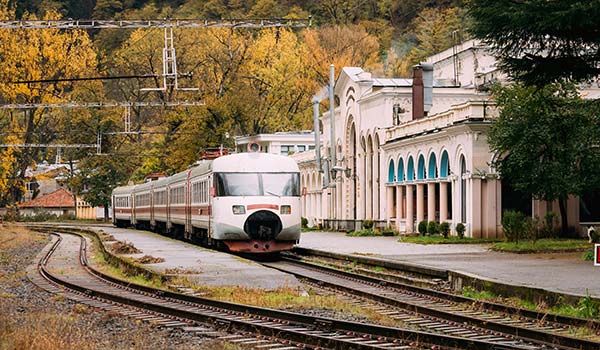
[298, 231, 600, 299]
[92, 226, 302, 290]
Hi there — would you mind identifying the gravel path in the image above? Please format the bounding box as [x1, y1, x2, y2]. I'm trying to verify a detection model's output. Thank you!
[0, 227, 232, 350]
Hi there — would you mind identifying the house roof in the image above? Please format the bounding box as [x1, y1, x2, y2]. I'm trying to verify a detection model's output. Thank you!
[19, 188, 75, 208]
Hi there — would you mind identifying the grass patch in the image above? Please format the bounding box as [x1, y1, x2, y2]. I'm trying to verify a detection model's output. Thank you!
[462, 286, 497, 300]
[190, 285, 397, 326]
[399, 235, 499, 244]
[462, 286, 600, 323]
[490, 239, 591, 253]
[347, 229, 383, 237]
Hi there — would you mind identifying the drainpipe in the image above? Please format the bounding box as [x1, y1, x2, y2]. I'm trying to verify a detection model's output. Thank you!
[313, 101, 322, 172]
[329, 64, 336, 182]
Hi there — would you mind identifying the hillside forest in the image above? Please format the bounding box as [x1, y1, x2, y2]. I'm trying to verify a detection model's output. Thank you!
[0, 0, 467, 207]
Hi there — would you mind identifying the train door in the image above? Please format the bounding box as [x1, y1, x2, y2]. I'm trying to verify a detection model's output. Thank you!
[184, 170, 193, 240]
[131, 194, 136, 226]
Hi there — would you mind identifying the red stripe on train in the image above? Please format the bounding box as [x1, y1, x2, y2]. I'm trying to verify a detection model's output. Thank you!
[247, 204, 279, 210]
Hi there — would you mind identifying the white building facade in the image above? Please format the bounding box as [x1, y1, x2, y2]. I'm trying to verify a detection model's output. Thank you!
[294, 40, 600, 237]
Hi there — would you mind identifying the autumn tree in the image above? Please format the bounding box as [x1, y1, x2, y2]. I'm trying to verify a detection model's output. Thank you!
[0, 5, 99, 204]
[391, 7, 465, 76]
[303, 25, 380, 84]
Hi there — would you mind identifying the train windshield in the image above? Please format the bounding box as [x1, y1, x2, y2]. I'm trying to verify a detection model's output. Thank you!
[215, 172, 299, 197]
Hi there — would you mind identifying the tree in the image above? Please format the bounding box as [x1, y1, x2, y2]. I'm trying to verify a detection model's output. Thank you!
[70, 155, 132, 220]
[0, 6, 99, 204]
[489, 82, 600, 235]
[392, 7, 465, 76]
[467, 0, 600, 86]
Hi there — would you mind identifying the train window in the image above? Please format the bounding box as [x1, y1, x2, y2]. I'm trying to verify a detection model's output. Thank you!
[263, 173, 300, 196]
[214, 173, 300, 197]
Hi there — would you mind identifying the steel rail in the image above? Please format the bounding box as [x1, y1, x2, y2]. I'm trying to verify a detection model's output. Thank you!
[30, 226, 531, 350]
[266, 258, 600, 350]
[289, 251, 600, 329]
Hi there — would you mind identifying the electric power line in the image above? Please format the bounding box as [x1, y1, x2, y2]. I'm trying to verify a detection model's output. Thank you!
[0, 18, 311, 30]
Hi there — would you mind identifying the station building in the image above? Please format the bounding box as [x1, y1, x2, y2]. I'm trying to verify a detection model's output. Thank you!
[293, 40, 600, 237]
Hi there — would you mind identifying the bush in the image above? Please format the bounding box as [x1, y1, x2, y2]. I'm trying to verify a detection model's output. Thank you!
[418, 221, 428, 235]
[456, 223, 466, 239]
[301, 217, 308, 228]
[502, 210, 527, 243]
[381, 229, 396, 236]
[427, 221, 439, 235]
[439, 222, 451, 238]
[22, 207, 58, 222]
[544, 211, 559, 237]
[362, 219, 374, 230]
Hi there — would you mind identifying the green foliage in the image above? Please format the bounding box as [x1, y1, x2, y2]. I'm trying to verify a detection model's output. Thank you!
[455, 223, 465, 238]
[347, 229, 382, 237]
[301, 217, 308, 228]
[417, 221, 428, 235]
[489, 83, 600, 235]
[70, 155, 131, 220]
[462, 286, 496, 300]
[501, 210, 527, 243]
[427, 221, 438, 235]
[491, 239, 590, 253]
[582, 250, 594, 261]
[399, 235, 499, 245]
[467, 0, 600, 86]
[439, 222, 450, 238]
[362, 219, 374, 230]
[21, 207, 57, 222]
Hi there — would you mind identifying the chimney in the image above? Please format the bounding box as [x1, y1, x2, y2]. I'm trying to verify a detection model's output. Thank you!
[412, 65, 424, 120]
[412, 63, 434, 120]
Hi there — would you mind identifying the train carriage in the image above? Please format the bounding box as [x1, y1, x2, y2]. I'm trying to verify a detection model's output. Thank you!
[151, 177, 169, 232]
[132, 181, 153, 229]
[111, 152, 301, 254]
[112, 185, 134, 227]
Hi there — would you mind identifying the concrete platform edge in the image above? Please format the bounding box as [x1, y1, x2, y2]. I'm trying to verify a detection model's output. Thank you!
[294, 246, 600, 306]
[293, 247, 448, 278]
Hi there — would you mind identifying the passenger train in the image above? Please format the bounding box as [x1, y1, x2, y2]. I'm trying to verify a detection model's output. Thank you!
[112, 152, 301, 253]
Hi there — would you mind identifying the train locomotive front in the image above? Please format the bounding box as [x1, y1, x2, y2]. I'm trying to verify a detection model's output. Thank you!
[208, 153, 301, 253]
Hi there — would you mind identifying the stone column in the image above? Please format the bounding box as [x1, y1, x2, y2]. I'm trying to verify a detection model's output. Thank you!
[427, 183, 436, 223]
[406, 185, 414, 233]
[386, 186, 394, 226]
[396, 185, 403, 232]
[440, 182, 448, 222]
[416, 184, 425, 228]
[470, 177, 482, 238]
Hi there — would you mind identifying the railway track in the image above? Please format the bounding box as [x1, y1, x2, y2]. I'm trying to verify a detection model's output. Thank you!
[262, 256, 600, 350]
[28, 227, 539, 350]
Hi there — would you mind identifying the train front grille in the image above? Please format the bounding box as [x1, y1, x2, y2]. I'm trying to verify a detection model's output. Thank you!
[243, 210, 282, 240]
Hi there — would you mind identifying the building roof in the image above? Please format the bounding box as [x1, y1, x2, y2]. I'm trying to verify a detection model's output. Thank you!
[19, 188, 75, 208]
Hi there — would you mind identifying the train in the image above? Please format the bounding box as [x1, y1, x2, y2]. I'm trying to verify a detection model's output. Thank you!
[111, 151, 302, 253]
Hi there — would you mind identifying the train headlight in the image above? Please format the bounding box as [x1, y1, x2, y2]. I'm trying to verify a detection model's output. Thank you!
[280, 205, 291, 215]
[232, 205, 246, 215]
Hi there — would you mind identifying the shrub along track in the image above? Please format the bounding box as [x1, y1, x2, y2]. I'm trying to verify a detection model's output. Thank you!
[26, 226, 539, 350]
[262, 254, 600, 350]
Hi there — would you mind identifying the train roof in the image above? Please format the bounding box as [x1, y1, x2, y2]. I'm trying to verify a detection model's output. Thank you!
[112, 185, 135, 196]
[212, 153, 299, 173]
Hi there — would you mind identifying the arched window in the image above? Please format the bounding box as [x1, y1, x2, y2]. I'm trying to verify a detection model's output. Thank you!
[388, 159, 395, 183]
[397, 157, 404, 182]
[440, 151, 450, 178]
[407, 157, 415, 181]
[428, 153, 437, 179]
[460, 155, 467, 223]
[417, 155, 426, 180]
